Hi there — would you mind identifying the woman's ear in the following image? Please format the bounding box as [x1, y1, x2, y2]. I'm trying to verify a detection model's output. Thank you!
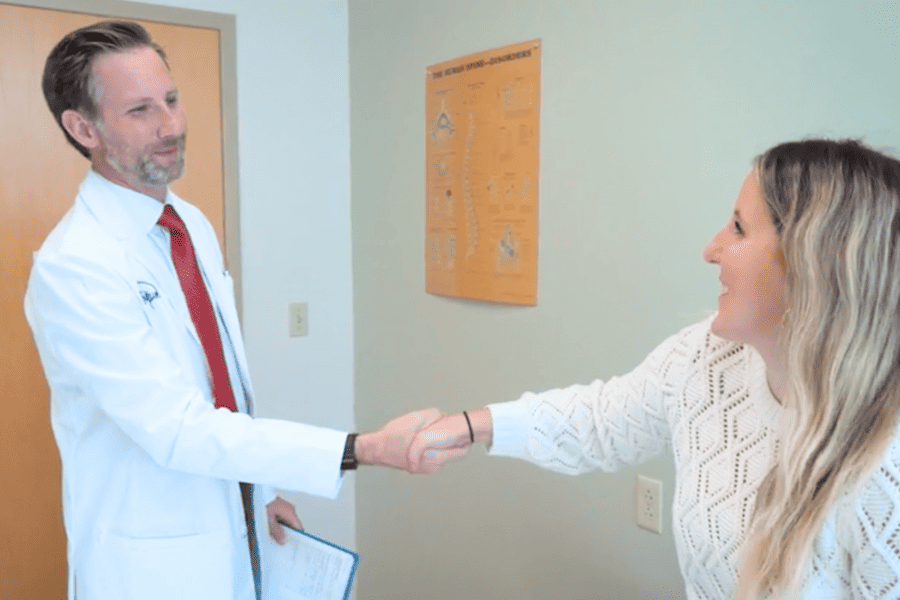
[60, 109, 101, 153]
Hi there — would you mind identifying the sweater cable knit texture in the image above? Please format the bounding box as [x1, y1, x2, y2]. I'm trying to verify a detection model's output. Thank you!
[488, 317, 900, 599]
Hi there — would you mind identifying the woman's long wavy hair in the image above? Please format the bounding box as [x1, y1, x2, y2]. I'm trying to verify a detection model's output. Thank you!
[736, 139, 900, 598]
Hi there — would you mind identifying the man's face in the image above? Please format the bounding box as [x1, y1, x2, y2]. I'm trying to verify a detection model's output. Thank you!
[90, 46, 186, 197]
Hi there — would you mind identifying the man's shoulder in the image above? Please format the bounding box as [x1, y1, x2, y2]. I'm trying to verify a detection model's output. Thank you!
[25, 200, 132, 317]
[35, 198, 113, 260]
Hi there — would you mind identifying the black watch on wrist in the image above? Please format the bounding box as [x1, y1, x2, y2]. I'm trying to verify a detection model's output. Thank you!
[341, 433, 358, 470]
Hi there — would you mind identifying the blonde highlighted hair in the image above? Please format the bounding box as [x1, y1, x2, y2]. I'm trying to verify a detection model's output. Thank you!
[737, 139, 900, 598]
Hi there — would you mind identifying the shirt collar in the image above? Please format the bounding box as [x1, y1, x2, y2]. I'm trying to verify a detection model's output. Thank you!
[78, 169, 180, 240]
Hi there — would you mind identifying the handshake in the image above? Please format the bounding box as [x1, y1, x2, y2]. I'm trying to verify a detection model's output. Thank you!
[357, 408, 493, 475]
[268, 408, 494, 542]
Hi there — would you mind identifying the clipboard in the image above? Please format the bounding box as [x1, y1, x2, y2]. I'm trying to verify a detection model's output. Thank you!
[265, 521, 359, 600]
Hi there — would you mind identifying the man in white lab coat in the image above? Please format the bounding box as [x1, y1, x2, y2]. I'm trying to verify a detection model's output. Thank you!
[25, 21, 446, 600]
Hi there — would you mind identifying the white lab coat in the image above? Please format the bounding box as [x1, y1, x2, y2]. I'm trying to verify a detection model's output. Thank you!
[25, 170, 347, 600]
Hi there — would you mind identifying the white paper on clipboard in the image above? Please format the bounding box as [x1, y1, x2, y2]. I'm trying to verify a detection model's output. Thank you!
[264, 523, 359, 600]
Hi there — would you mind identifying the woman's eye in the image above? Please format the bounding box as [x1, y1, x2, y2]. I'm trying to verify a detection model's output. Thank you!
[733, 220, 744, 235]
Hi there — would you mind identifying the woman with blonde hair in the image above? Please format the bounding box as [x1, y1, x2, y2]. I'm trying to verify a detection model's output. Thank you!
[410, 138, 900, 599]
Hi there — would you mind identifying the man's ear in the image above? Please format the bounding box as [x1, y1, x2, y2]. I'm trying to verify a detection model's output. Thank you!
[60, 109, 101, 152]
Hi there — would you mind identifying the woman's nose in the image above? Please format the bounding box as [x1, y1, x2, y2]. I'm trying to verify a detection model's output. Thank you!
[703, 230, 723, 264]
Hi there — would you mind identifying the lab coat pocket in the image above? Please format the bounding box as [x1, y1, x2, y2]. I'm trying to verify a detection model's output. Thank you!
[86, 529, 233, 600]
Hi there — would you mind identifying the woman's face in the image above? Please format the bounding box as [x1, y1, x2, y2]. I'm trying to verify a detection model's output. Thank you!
[703, 171, 787, 352]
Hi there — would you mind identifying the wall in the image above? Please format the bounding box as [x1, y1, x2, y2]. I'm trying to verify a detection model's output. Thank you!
[124, 0, 357, 552]
[349, 1, 900, 598]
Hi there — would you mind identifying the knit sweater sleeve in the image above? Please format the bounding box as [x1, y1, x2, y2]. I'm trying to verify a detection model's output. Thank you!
[487, 320, 706, 475]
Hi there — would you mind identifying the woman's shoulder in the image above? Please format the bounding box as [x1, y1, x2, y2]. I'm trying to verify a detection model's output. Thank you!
[839, 424, 900, 538]
[650, 313, 747, 368]
[829, 429, 900, 580]
[868, 425, 900, 497]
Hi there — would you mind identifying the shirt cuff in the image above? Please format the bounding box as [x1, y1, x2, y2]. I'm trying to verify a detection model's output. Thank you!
[486, 400, 531, 459]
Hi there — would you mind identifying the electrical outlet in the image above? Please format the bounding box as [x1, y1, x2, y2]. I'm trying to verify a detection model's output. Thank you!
[288, 302, 308, 337]
[636, 475, 662, 534]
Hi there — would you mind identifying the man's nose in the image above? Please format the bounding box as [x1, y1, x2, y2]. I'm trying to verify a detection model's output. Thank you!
[158, 104, 184, 139]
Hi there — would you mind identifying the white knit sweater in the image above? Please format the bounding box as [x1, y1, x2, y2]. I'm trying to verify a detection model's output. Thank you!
[487, 317, 900, 599]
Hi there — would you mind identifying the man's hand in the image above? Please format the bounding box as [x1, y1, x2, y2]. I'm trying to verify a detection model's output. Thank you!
[355, 408, 443, 473]
[266, 496, 302, 545]
[407, 413, 472, 474]
[407, 409, 493, 474]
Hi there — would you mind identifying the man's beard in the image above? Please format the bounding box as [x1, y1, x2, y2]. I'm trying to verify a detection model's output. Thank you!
[136, 135, 186, 185]
[105, 134, 187, 186]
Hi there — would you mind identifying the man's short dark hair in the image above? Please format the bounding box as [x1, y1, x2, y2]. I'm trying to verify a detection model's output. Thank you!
[42, 21, 168, 158]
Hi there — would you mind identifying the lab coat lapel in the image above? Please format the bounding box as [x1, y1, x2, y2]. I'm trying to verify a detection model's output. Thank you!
[77, 171, 204, 349]
[162, 193, 255, 410]
[195, 248, 256, 407]
[183, 217, 256, 408]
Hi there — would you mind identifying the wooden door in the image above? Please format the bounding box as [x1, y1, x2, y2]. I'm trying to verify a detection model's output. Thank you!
[0, 4, 227, 598]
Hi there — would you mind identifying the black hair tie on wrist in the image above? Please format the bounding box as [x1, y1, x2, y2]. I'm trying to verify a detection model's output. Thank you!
[463, 411, 475, 444]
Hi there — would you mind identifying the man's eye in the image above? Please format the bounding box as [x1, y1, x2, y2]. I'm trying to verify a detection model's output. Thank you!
[129, 105, 148, 113]
[166, 96, 178, 105]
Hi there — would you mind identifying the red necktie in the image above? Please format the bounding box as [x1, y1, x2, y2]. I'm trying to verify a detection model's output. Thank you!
[157, 204, 260, 597]
[158, 204, 238, 412]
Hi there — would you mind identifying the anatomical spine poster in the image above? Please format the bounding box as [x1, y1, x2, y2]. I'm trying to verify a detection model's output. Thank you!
[425, 39, 540, 306]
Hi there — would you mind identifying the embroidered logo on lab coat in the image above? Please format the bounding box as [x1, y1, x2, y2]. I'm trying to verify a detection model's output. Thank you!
[137, 281, 160, 307]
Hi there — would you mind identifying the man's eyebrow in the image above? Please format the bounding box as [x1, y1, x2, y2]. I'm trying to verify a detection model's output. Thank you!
[126, 89, 178, 104]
